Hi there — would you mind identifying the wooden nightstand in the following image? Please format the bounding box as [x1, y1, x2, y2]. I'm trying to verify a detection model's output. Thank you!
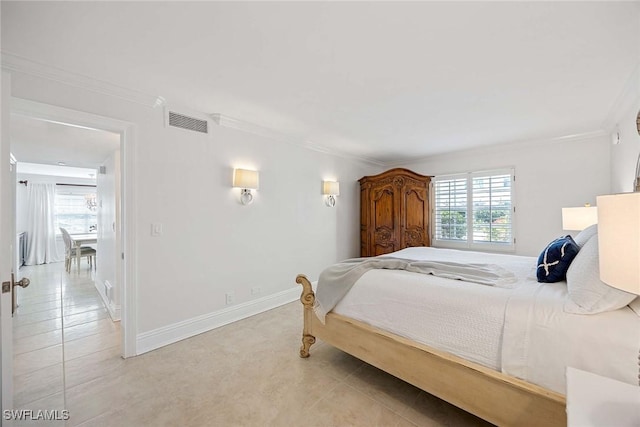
[566, 367, 640, 427]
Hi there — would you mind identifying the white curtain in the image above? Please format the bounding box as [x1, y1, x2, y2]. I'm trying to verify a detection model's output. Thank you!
[25, 183, 62, 265]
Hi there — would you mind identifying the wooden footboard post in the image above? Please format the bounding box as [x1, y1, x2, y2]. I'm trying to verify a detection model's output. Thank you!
[296, 274, 316, 358]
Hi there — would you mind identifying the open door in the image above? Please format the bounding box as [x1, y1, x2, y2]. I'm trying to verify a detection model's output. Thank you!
[1, 70, 14, 416]
[1, 70, 30, 421]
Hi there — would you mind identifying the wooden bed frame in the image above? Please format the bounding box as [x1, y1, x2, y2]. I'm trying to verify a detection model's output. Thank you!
[296, 274, 567, 427]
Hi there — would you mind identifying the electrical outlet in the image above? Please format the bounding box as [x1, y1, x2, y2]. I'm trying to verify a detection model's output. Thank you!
[225, 292, 235, 305]
[251, 286, 261, 296]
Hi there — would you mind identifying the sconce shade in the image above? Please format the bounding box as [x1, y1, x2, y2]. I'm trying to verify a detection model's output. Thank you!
[597, 193, 640, 295]
[322, 181, 340, 196]
[233, 169, 259, 190]
[561, 206, 597, 231]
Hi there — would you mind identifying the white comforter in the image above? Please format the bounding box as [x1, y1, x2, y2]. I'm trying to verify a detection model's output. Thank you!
[330, 247, 640, 394]
[502, 281, 640, 393]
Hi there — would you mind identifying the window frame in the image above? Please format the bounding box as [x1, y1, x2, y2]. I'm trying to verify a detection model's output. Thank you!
[431, 168, 515, 252]
[54, 185, 98, 236]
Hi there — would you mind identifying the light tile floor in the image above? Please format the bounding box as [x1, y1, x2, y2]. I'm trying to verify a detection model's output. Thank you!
[13, 263, 492, 427]
[12, 262, 119, 426]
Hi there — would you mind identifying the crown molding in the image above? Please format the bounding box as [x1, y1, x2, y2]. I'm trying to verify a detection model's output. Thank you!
[0, 51, 378, 167]
[4, 50, 612, 168]
[212, 111, 608, 169]
[387, 129, 608, 168]
[1, 51, 166, 109]
[211, 113, 385, 167]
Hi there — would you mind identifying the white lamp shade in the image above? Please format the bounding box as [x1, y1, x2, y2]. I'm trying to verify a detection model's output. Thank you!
[233, 169, 259, 190]
[562, 206, 598, 231]
[597, 193, 640, 295]
[322, 181, 340, 196]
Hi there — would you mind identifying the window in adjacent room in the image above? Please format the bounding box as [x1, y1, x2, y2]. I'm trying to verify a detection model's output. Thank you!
[55, 186, 97, 234]
[433, 168, 514, 251]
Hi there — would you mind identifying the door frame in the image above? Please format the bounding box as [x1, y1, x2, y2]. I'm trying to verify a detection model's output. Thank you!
[11, 97, 138, 358]
[1, 69, 14, 417]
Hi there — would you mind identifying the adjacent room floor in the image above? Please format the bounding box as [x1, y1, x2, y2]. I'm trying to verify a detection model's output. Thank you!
[12, 263, 491, 426]
[12, 261, 120, 426]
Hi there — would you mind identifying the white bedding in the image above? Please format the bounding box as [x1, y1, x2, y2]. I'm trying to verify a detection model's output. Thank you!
[329, 247, 640, 394]
[503, 281, 640, 393]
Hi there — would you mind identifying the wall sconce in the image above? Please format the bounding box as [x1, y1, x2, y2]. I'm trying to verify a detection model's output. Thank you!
[233, 169, 259, 205]
[322, 181, 340, 207]
[561, 204, 597, 231]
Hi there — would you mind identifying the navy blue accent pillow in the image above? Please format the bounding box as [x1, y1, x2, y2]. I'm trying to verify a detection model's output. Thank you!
[536, 235, 580, 283]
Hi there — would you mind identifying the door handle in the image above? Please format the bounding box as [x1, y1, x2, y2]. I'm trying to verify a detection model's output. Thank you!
[14, 276, 30, 289]
[10, 273, 30, 316]
[2, 275, 30, 292]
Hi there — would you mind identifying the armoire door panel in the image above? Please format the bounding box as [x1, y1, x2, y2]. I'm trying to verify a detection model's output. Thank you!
[372, 187, 396, 231]
[402, 187, 429, 247]
[404, 188, 426, 229]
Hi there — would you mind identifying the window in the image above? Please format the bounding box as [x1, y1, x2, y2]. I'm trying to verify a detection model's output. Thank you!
[55, 187, 97, 234]
[433, 168, 514, 251]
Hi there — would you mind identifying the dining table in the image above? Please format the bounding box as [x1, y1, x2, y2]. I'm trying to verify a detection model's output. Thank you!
[69, 233, 98, 272]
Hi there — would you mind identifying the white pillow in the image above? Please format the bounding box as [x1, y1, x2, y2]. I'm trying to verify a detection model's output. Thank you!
[564, 235, 637, 314]
[573, 224, 597, 248]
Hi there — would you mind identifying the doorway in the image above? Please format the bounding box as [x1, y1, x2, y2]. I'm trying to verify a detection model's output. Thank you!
[9, 99, 133, 411]
[9, 97, 137, 347]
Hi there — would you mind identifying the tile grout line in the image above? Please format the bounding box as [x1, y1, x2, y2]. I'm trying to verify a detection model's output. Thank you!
[342, 380, 399, 412]
[60, 270, 68, 420]
[303, 373, 345, 414]
[393, 389, 424, 427]
[304, 360, 367, 414]
[338, 362, 424, 424]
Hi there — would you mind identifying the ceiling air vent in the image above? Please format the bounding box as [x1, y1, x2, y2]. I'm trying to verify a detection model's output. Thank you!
[168, 111, 208, 134]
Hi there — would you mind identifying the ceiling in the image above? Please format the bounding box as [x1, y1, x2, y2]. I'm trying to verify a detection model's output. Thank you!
[10, 114, 120, 169]
[2, 2, 639, 164]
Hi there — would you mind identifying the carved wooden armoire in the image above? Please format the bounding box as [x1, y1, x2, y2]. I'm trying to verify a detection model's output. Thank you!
[359, 168, 432, 257]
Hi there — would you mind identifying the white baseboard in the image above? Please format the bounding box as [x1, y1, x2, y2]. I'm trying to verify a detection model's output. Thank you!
[108, 302, 121, 322]
[94, 279, 121, 321]
[136, 286, 300, 355]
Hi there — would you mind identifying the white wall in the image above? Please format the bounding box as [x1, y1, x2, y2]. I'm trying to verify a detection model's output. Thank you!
[9, 72, 377, 349]
[394, 134, 611, 257]
[135, 123, 372, 333]
[610, 103, 640, 193]
[609, 7, 640, 192]
[95, 150, 121, 319]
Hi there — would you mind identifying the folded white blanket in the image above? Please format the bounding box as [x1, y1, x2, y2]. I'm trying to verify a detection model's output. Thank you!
[315, 257, 517, 323]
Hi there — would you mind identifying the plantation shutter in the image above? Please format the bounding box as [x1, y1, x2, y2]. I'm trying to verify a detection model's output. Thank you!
[433, 175, 468, 242]
[471, 172, 513, 245]
[432, 168, 515, 251]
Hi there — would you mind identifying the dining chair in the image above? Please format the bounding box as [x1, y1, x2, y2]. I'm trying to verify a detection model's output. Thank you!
[60, 228, 96, 273]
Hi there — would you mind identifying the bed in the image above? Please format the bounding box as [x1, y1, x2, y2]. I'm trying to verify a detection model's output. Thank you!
[296, 243, 640, 426]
